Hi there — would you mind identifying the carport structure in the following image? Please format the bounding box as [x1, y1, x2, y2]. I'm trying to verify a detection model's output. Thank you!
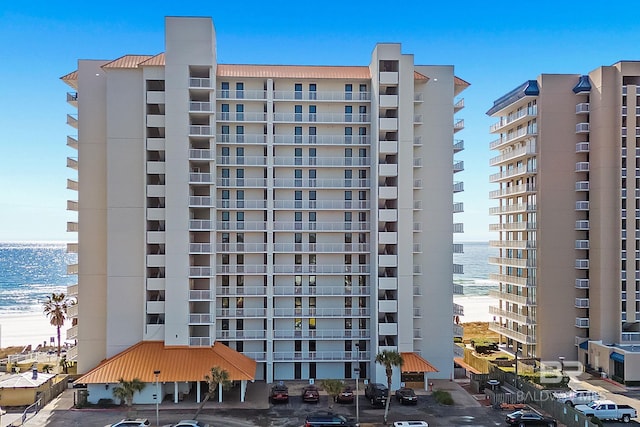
[75, 341, 256, 404]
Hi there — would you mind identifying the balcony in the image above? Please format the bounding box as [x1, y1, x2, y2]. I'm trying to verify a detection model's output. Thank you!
[189, 125, 214, 136]
[67, 91, 78, 106]
[189, 77, 213, 89]
[488, 239, 536, 250]
[489, 165, 537, 182]
[489, 106, 537, 134]
[453, 161, 464, 173]
[453, 139, 464, 152]
[217, 330, 267, 340]
[189, 173, 214, 184]
[66, 114, 78, 129]
[576, 123, 590, 133]
[575, 103, 590, 114]
[575, 278, 589, 289]
[575, 162, 589, 172]
[66, 325, 78, 340]
[489, 143, 536, 166]
[273, 90, 370, 101]
[489, 289, 535, 306]
[454, 98, 465, 112]
[67, 135, 78, 150]
[489, 183, 536, 199]
[489, 203, 536, 215]
[575, 298, 590, 308]
[575, 240, 590, 250]
[453, 303, 464, 316]
[489, 322, 536, 344]
[575, 220, 590, 230]
[575, 259, 589, 269]
[67, 222, 78, 232]
[576, 142, 589, 153]
[575, 201, 589, 210]
[189, 243, 213, 253]
[575, 318, 590, 328]
[189, 196, 215, 207]
[489, 306, 535, 325]
[489, 127, 537, 150]
[189, 220, 214, 230]
[453, 119, 464, 133]
[66, 157, 78, 170]
[379, 71, 398, 84]
[189, 149, 215, 161]
[190, 337, 212, 347]
[489, 221, 536, 232]
[218, 112, 267, 122]
[189, 313, 214, 324]
[271, 307, 369, 318]
[67, 200, 78, 211]
[575, 181, 590, 191]
[273, 112, 370, 123]
[490, 273, 535, 288]
[189, 101, 214, 112]
[66, 243, 78, 253]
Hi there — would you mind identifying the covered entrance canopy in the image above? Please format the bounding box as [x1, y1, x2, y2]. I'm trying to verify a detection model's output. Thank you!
[400, 352, 439, 390]
[76, 341, 256, 404]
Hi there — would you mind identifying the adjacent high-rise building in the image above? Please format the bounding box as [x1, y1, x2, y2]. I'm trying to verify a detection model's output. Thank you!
[62, 16, 467, 387]
[487, 62, 640, 380]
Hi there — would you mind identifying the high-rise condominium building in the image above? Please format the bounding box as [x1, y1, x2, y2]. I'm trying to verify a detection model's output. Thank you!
[61, 17, 467, 393]
[487, 62, 640, 382]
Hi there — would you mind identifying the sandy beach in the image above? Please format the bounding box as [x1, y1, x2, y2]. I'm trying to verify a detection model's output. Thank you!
[0, 312, 61, 349]
[454, 294, 495, 323]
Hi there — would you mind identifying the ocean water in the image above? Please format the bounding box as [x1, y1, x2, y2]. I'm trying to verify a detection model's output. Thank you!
[0, 242, 76, 314]
[0, 241, 495, 312]
[454, 241, 498, 296]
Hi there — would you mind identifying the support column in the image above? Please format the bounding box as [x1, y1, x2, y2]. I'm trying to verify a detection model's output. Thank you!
[196, 380, 201, 403]
[240, 380, 247, 402]
[218, 382, 223, 402]
[174, 382, 178, 403]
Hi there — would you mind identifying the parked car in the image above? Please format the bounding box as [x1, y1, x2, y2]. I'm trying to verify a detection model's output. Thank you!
[395, 387, 417, 405]
[364, 382, 388, 407]
[392, 422, 428, 427]
[302, 385, 321, 403]
[505, 410, 557, 426]
[105, 419, 150, 427]
[574, 399, 637, 423]
[304, 412, 357, 427]
[170, 421, 209, 427]
[552, 389, 600, 406]
[270, 383, 289, 403]
[336, 386, 354, 403]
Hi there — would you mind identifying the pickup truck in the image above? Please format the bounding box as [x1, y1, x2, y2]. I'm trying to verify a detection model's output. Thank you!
[574, 399, 637, 423]
[552, 389, 601, 406]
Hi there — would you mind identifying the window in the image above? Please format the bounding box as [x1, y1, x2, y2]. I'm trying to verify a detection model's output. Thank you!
[221, 82, 229, 98]
[221, 147, 230, 164]
[236, 125, 244, 143]
[345, 106, 353, 122]
[345, 127, 352, 144]
[345, 148, 352, 166]
[221, 104, 230, 120]
[236, 104, 244, 121]
[345, 212, 352, 223]
[295, 147, 302, 165]
[309, 169, 316, 186]
[295, 190, 302, 208]
[359, 84, 367, 100]
[309, 83, 317, 100]
[236, 82, 244, 98]
[236, 190, 244, 208]
[221, 125, 230, 142]
[309, 148, 316, 165]
[295, 83, 303, 99]
[295, 169, 303, 187]
[295, 126, 303, 144]
[221, 190, 230, 207]
[359, 127, 367, 143]
[359, 105, 367, 121]
[236, 147, 244, 164]
[309, 126, 317, 144]
[295, 105, 303, 121]
[345, 84, 353, 100]
[309, 105, 317, 122]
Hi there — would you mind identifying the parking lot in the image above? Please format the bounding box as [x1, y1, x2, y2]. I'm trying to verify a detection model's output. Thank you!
[4, 377, 638, 426]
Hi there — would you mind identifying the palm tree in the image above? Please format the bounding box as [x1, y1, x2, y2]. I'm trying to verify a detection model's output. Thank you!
[193, 366, 231, 419]
[112, 377, 146, 407]
[321, 379, 344, 409]
[43, 293, 71, 356]
[375, 350, 404, 424]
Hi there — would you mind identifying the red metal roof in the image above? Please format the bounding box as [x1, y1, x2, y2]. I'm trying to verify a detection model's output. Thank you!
[76, 341, 256, 384]
[140, 53, 165, 66]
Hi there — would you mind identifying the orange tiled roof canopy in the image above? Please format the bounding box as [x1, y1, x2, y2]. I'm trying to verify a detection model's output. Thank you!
[76, 341, 256, 384]
[401, 352, 439, 373]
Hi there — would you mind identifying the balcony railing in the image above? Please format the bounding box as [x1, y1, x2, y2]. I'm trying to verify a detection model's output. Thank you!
[273, 112, 370, 123]
[489, 322, 536, 344]
[273, 90, 371, 101]
[489, 106, 537, 133]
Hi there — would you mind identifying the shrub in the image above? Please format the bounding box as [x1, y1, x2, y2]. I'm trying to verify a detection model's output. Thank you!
[432, 390, 454, 405]
[590, 416, 604, 426]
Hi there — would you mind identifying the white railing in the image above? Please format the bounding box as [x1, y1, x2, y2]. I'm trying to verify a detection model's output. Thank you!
[272, 157, 370, 167]
[272, 265, 370, 274]
[189, 78, 213, 88]
[273, 112, 370, 123]
[273, 90, 371, 101]
[272, 285, 370, 296]
[189, 101, 214, 112]
[273, 135, 370, 145]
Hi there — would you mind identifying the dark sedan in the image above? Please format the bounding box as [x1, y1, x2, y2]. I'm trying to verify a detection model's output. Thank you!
[336, 386, 354, 404]
[505, 410, 557, 426]
[302, 385, 321, 403]
[395, 387, 418, 405]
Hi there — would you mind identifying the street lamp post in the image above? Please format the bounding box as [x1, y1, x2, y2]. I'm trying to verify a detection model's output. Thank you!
[354, 343, 360, 426]
[154, 370, 161, 427]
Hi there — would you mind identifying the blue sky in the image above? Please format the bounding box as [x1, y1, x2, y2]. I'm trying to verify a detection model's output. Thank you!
[1, 1, 638, 242]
